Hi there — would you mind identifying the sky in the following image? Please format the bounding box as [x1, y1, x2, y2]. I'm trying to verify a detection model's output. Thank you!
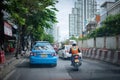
[55, 0, 75, 41]
[55, 0, 107, 42]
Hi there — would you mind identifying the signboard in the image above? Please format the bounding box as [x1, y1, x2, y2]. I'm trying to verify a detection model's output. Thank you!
[4, 22, 12, 36]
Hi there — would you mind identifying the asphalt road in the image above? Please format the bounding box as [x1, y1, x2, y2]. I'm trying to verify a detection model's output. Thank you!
[4, 57, 120, 80]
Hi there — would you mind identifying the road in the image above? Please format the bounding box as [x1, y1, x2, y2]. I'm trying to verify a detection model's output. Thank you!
[4, 57, 120, 80]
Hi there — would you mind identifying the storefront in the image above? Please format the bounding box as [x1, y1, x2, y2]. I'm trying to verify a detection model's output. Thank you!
[4, 21, 16, 53]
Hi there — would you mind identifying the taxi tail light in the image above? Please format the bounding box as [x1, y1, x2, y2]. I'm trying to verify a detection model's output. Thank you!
[30, 52, 37, 56]
[52, 53, 57, 56]
[75, 55, 79, 59]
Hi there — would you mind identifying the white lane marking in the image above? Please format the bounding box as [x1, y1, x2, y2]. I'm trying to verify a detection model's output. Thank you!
[20, 59, 26, 64]
[3, 58, 26, 80]
[3, 69, 16, 80]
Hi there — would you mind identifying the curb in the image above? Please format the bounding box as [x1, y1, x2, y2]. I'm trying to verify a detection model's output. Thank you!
[82, 48, 120, 66]
[0, 56, 22, 80]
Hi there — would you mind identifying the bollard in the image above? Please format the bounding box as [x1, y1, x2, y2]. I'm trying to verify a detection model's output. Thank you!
[100, 49, 108, 61]
[85, 48, 89, 57]
[105, 50, 112, 62]
[0, 50, 6, 64]
[95, 49, 102, 60]
[87, 48, 92, 58]
[91, 48, 96, 59]
[113, 51, 120, 65]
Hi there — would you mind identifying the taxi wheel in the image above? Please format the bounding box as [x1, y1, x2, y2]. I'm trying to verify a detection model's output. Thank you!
[51, 64, 57, 67]
[29, 63, 33, 68]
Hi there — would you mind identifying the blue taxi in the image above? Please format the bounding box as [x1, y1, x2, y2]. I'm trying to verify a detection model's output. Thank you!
[30, 41, 58, 67]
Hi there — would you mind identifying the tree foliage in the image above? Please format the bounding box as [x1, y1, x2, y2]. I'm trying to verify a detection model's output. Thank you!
[3, 0, 58, 56]
[69, 36, 78, 41]
[86, 13, 120, 39]
[103, 13, 120, 35]
[5, 0, 58, 42]
[43, 34, 54, 43]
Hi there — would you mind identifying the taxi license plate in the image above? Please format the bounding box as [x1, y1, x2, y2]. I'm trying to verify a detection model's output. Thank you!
[75, 59, 79, 62]
[41, 54, 47, 57]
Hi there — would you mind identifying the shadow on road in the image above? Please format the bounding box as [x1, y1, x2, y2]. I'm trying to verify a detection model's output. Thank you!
[16, 61, 56, 69]
[66, 66, 82, 72]
[59, 57, 71, 60]
[29, 64, 56, 68]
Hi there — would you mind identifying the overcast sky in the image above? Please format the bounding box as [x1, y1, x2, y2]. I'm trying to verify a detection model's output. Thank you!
[55, 0, 75, 41]
[55, 0, 106, 42]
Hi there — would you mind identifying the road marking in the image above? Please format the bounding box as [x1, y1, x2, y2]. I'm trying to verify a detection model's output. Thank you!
[20, 59, 26, 64]
[3, 58, 26, 80]
[3, 69, 16, 80]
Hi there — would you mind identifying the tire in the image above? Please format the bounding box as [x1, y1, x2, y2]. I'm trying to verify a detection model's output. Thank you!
[62, 53, 67, 60]
[54, 64, 57, 67]
[51, 64, 57, 67]
[29, 63, 33, 68]
[74, 68, 79, 71]
[74, 63, 79, 71]
[62, 53, 64, 59]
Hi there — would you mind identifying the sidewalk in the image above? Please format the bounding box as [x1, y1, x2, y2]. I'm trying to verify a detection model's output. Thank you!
[0, 53, 22, 80]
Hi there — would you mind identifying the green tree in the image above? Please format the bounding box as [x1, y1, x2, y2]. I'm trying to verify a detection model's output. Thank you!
[43, 34, 54, 43]
[104, 13, 120, 35]
[5, 0, 58, 58]
[69, 36, 77, 41]
[85, 13, 120, 39]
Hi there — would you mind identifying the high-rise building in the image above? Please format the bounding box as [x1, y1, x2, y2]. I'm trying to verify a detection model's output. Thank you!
[53, 26, 59, 42]
[44, 24, 59, 42]
[69, 0, 97, 38]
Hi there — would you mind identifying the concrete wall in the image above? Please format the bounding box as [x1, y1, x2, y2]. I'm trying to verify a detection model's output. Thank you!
[96, 37, 104, 48]
[78, 36, 120, 49]
[87, 38, 94, 48]
[106, 37, 116, 49]
[82, 40, 88, 48]
[78, 41, 82, 48]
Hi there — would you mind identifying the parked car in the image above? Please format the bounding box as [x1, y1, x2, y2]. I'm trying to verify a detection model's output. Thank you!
[29, 41, 58, 67]
[58, 45, 72, 59]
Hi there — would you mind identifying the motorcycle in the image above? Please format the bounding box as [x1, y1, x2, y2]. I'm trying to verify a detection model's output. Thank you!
[71, 54, 82, 71]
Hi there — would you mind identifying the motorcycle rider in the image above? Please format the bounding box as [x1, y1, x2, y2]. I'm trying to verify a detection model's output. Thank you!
[69, 41, 81, 65]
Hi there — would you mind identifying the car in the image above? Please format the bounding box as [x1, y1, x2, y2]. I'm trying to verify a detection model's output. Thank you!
[58, 45, 72, 59]
[29, 41, 58, 67]
[58, 45, 83, 60]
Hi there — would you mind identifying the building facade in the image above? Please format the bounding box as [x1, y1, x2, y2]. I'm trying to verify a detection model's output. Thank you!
[100, 0, 120, 24]
[45, 24, 59, 43]
[85, 0, 120, 34]
[69, 0, 97, 38]
[53, 26, 59, 42]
